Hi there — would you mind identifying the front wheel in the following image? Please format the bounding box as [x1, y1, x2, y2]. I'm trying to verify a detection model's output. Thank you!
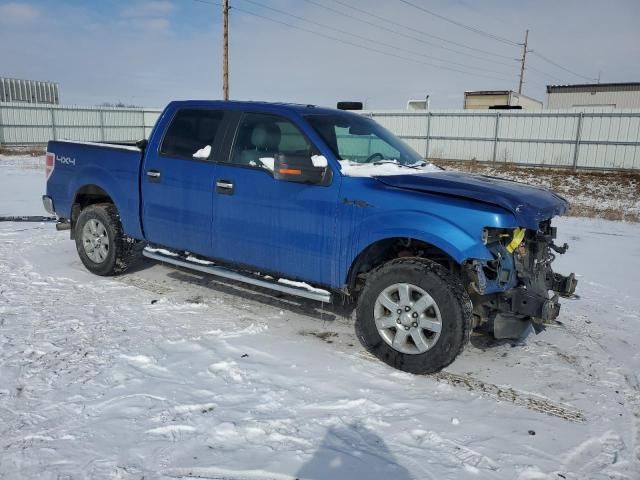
[74, 203, 140, 276]
[355, 258, 472, 374]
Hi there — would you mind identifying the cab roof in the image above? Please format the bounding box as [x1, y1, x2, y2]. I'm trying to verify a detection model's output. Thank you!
[166, 100, 354, 117]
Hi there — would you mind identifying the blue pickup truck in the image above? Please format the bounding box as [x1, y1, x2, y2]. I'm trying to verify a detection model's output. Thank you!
[43, 100, 577, 373]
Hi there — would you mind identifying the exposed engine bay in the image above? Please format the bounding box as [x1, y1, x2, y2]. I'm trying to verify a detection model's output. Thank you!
[466, 220, 578, 339]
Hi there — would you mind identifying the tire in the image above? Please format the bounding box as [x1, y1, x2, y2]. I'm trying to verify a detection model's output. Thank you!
[355, 257, 472, 374]
[74, 203, 140, 276]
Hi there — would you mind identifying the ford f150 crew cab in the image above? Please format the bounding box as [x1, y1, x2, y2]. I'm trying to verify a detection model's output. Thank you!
[43, 100, 577, 374]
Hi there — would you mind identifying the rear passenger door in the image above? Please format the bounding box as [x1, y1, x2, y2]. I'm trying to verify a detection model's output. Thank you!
[141, 107, 227, 256]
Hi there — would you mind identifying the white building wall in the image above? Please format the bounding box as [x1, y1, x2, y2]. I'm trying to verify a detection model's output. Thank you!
[547, 90, 640, 109]
[0, 77, 59, 104]
[510, 93, 543, 110]
[464, 91, 542, 110]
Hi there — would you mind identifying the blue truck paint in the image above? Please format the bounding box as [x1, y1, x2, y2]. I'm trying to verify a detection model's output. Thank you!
[211, 162, 340, 285]
[374, 171, 569, 230]
[46, 141, 144, 239]
[332, 176, 521, 288]
[141, 150, 219, 255]
[45, 100, 569, 292]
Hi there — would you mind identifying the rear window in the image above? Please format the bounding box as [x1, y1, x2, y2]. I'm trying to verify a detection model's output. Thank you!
[160, 109, 224, 159]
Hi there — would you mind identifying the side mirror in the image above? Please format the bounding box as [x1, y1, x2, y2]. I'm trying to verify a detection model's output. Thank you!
[274, 153, 331, 186]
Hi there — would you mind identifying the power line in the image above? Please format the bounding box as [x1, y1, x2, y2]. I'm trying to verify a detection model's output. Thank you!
[188, 0, 222, 5]
[188, 0, 522, 81]
[394, 0, 596, 84]
[329, 0, 516, 61]
[184, 0, 520, 88]
[396, 0, 520, 46]
[530, 51, 597, 82]
[185, 0, 593, 89]
[297, 0, 519, 69]
[238, 0, 515, 77]
[221, 3, 515, 83]
[525, 64, 564, 83]
[184, 0, 513, 82]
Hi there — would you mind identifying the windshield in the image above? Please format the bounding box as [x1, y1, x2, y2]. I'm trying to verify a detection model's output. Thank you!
[305, 113, 424, 166]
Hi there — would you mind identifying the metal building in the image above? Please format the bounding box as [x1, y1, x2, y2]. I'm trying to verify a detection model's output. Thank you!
[463, 90, 542, 110]
[406, 98, 430, 111]
[0, 77, 60, 104]
[546, 83, 640, 109]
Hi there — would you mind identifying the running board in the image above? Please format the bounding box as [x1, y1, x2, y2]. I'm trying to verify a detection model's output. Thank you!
[142, 248, 332, 303]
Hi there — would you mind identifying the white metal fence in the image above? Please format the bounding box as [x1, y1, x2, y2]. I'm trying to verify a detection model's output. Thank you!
[1, 102, 639, 170]
[367, 109, 640, 171]
[0, 102, 161, 146]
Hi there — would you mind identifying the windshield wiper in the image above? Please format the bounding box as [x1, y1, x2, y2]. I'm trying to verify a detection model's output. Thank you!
[372, 160, 429, 170]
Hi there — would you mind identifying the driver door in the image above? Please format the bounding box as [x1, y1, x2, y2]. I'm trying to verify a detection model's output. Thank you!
[211, 112, 340, 286]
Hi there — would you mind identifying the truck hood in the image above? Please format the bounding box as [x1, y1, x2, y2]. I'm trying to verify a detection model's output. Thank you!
[374, 171, 569, 229]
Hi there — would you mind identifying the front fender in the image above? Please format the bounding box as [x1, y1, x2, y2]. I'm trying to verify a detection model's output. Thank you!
[336, 209, 502, 287]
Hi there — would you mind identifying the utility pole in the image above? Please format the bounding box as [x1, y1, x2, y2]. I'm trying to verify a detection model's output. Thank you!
[518, 29, 529, 94]
[222, 0, 229, 100]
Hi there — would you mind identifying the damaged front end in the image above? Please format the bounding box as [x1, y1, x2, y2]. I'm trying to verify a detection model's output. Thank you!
[465, 221, 578, 339]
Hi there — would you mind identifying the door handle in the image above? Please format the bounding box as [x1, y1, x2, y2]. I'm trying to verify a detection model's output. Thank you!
[216, 180, 234, 194]
[146, 170, 161, 182]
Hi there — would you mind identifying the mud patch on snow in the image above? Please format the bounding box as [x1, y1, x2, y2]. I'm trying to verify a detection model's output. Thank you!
[116, 275, 174, 295]
[299, 330, 339, 343]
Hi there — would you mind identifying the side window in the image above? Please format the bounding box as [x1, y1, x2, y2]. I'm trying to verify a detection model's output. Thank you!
[160, 109, 224, 160]
[230, 113, 315, 170]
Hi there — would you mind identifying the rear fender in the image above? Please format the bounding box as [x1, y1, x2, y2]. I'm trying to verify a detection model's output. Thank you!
[68, 166, 142, 238]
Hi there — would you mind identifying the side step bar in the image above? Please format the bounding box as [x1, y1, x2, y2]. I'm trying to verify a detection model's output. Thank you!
[142, 248, 332, 303]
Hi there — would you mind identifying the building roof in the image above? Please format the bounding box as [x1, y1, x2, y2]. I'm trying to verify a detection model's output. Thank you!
[0, 76, 58, 85]
[464, 90, 541, 104]
[464, 90, 512, 95]
[547, 83, 640, 93]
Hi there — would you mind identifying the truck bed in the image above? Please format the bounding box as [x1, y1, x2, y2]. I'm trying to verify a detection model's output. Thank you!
[45, 140, 145, 239]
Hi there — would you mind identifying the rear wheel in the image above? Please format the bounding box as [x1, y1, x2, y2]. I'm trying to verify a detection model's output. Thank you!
[74, 204, 140, 276]
[356, 257, 471, 374]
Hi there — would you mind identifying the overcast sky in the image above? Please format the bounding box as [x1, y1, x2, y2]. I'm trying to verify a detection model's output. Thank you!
[1, 0, 638, 109]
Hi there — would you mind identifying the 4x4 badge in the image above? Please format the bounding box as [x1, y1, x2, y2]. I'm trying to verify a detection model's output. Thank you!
[56, 155, 76, 166]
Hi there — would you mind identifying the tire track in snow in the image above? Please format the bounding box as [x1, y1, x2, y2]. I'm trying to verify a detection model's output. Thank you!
[352, 351, 587, 423]
[120, 269, 588, 424]
[433, 371, 587, 423]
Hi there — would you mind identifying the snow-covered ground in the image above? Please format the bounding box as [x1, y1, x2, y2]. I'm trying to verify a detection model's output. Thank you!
[0, 155, 45, 217]
[1, 156, 639, 479]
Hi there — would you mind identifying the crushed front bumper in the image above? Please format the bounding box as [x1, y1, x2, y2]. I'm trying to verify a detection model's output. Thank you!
[467, 221, 578, 337]
[496, 271, 577, 322]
